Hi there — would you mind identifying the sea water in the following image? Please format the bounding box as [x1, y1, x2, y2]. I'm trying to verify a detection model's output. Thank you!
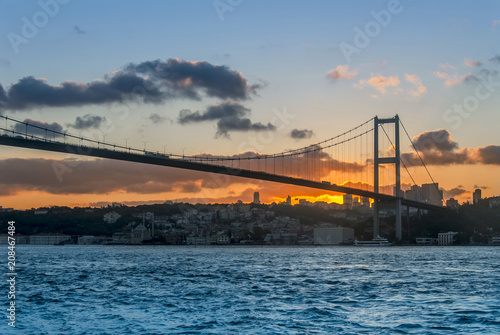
[3, 245, 500, 334]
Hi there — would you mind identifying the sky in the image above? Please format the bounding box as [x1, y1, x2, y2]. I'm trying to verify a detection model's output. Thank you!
[0, 0, 499, 209]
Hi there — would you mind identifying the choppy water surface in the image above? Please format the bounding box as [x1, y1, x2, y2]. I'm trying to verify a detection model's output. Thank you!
[3, 245, 500, 334]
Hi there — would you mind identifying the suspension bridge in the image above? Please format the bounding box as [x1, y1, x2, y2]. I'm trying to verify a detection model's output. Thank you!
[0, 114, 449, 240]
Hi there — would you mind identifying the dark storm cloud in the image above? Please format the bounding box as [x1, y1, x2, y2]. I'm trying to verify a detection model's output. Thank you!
[67, 114, 105, 130]
[289, 129, 314, 139]
[412, 129, 458, 152]
[13, 118, 64, 138]
[0, 59, 262, 112]
[216, 117, 275, 137]
[178, 101, 249, 123]
[401, 129, 500, 166]
[401, 149, 470, 166]
[178, 101, 275, 137]
[2, 74, 163, 111]
[475, 145, 500, 164]
[126, 58, 262, 100]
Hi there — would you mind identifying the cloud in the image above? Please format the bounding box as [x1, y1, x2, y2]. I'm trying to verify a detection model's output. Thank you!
[1, 74, 164, 111]
[404, 74, 427, 97]
[216, 117, 275, 137]
[401, 129, 500, 166]
[490, 55, 500, 63]
[126, 58, 262, 100]
[326, 65, 358, 81]
[0, 58, 262, 112]
[289, 129, 314, 140]
[439, 63, 456, 71]
[0, 158, 244, 196]
[149, 113, 169, 124]
[443, 187, 469, 199]
[67, 114, 105, 130]
[412, 129, 459, 152]
[473, 185, 489, 190]
[464, 58, 482, 67]
[432, 71, 472, 87]
[178, 101, 275, 137]
[13, 118, 64, 138]
[493, 20, 500, 27]
[355, 75, 400, 94]
[473, 145, 500, 164]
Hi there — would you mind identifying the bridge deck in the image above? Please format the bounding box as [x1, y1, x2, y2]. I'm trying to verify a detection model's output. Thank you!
[0, 135, 447, 211]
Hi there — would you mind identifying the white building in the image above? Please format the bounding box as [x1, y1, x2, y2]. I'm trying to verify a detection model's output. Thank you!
[0, 234, 30, 244]
[490, 236, 500, 244]
[217, 234, 230, 245]
[438, 232, 458, 246]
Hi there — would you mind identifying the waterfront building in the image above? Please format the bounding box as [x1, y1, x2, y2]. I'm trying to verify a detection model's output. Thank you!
[438, 232, 458, 246]
[416, 237, 437, 245]
[131, 224, 151, 244]
[30, 234, 71, 245]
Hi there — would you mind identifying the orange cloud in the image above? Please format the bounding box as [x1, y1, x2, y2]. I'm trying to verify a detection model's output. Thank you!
[355, 74, 400, 94]
[404, 74, 427, 96]
[439, 63, 456, 71]
[326, 65, 358, 81]
[432, 71, 471, 87]
[464, 58, 482, 67]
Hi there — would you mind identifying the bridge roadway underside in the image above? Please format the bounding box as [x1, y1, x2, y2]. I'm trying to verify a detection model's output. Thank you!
[0, 136, 446, 212]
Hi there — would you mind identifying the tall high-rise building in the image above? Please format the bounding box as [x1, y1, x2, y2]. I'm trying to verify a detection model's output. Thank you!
[285, 195, 291, 206]
[343, 194, 353, 208]
[421, 183, 443, 206]
[405, 185, 423, 202]
[473, 189, 482, 205]
[253, 192, 260, 204]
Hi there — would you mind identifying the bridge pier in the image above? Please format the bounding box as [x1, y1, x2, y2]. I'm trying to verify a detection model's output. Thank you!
[374, 115, 402, 241]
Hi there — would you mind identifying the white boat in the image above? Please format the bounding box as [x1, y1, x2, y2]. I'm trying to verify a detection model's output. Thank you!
[354, 236, 392, 246]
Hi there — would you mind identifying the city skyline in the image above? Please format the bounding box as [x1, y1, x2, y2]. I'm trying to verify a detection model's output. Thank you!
[0, 1, 499, 209]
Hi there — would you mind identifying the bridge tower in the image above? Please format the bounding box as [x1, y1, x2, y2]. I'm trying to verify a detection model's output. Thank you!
[373, 115, 402, 240]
